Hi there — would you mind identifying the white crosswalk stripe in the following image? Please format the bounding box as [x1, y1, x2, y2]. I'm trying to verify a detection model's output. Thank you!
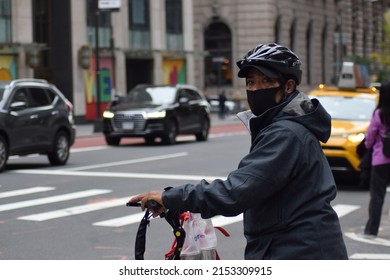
[0, 186, 55, 199]
[211, 214, 243, 227]
[92, 212, 148, 227]
[344, 232, 390, 247]
[0, 189, 111, 212]
[92, 204, 355, 228]
[0, 187, 363, 229]
[349, 253, 390, 259]
[18, 196, 130, 221]
[332, 204, 361, 218]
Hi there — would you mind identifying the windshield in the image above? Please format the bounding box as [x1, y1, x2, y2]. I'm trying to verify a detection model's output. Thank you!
[0, 87, 5, 101]
[313, 95, 376, 121]
[125, 86, 177, 105]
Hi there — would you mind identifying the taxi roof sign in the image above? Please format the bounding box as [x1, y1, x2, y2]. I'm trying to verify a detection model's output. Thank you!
[337, 61, 371, 89]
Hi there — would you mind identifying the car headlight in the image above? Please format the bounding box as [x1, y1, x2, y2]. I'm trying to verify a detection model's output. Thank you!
[347, 133, 365, 143]
[146, 110, 166, 119]
[103, 110, 115, 119]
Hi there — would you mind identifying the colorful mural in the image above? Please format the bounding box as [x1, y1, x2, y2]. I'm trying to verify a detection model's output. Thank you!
[163, 59, 186, 85]
[0, 55, 17, 81]
[82, 56, 113, 120]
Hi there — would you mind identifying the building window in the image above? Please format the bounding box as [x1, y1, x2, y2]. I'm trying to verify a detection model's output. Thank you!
[33, 0, 49, 68]
[128, 0, 150, 49]
[0, 0, 12, 43]
[306, 21, 313, 85]
[165, 0, 183, 51]
[204, 22, 232, 87]
[86, 0, 111, 48]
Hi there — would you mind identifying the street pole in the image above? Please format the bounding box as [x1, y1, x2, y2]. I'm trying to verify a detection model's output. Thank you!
[93, 0, 102, 132]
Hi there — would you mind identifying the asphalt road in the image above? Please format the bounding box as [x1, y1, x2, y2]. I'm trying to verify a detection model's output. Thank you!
[1, 114, 390, 260]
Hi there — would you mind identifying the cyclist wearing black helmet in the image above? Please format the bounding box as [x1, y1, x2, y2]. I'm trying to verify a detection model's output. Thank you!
[129, 43, 348, 260]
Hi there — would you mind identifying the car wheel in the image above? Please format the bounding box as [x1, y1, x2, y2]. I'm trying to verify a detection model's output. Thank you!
[105, 136, 121, 146]
[48, 131, 70, 165]
[0, 135, 9, 172]
[195, 118, 209, 141]
[161, 120, 177, 145]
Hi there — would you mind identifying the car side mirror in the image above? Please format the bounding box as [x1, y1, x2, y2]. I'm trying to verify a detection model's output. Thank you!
[179, 97, 189, 104]
[111, 95, 121, 106]
[10, 101, 27, 111]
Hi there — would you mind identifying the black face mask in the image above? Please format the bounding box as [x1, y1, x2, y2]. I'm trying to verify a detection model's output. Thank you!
[246, 87, 281, 116]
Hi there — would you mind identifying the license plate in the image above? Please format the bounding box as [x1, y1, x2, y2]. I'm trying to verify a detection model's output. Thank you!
[122, 121, 134, 130]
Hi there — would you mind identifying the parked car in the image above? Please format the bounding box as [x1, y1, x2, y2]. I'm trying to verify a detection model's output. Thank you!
[0, 79, 76, 172]
[308, 84, 378, 178]
[102, 84, 211, 145]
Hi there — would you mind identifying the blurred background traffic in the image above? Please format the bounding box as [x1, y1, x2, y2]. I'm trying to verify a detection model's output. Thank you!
[1, 0, 390, 183]
[1, 0, 389, 122]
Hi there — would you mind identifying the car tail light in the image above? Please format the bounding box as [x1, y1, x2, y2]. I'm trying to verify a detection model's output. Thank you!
[65, 100, 73, 112]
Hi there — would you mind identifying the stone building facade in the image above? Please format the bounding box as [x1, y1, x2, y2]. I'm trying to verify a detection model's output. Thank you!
[0, 0, 388, 121]
[193, 0, 389, 95]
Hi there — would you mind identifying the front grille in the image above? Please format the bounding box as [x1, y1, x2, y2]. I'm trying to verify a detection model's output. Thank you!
[112, 113, 146, 131]
[323, 146, 346, 151]
[326, 157, 356, 172]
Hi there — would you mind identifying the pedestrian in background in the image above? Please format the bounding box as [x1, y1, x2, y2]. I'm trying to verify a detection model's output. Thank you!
[363, 83, 390, 238]
[218, 89, 227, 119]
[129, 43, 348, 259]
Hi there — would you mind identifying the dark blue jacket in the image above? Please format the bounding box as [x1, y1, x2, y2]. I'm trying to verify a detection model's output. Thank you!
[162, 91, 348, 259]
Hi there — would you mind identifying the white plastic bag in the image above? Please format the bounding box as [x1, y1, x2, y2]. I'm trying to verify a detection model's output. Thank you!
[180, 212, 218, 260]
[180, 212, 201, 259]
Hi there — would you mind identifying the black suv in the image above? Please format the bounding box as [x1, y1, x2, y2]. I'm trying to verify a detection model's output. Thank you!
[0, 79, 76, 171]
[102, 84, 211, 145]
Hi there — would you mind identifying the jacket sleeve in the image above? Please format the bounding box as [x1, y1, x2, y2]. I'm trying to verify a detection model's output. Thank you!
[365, 109, 380, 150]
[162, 122, 304, 218]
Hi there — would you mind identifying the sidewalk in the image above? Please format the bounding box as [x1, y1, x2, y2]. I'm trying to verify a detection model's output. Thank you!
[75, 113, 242, 138]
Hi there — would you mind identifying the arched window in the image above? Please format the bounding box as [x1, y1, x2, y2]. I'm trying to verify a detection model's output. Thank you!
[363, 29, 367, 58]
[306, 21, 313, 85]
[274, 16, 282, 44]
[321, 24, 327, 83]
[289, 19, 297, 51]
[204, 22, 232, 87]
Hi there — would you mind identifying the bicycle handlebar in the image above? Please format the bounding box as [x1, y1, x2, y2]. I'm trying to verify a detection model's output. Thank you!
[126, 200, 162, 211]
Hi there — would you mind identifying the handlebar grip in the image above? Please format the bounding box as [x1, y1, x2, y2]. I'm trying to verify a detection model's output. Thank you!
[126, 200, 162, 210]
[126, 202, 141, 207]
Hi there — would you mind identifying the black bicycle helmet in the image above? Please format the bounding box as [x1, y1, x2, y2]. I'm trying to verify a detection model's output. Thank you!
[237, 43, 302, 85]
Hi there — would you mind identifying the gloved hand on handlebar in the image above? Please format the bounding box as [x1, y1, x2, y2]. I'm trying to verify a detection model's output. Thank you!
[128, 191, 165, 216]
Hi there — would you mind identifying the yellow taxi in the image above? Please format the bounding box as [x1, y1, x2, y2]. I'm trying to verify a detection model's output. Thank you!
[308, 84, 378, 175]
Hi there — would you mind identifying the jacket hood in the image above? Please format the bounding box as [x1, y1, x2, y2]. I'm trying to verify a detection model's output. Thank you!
[237, 91, 331, 143]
